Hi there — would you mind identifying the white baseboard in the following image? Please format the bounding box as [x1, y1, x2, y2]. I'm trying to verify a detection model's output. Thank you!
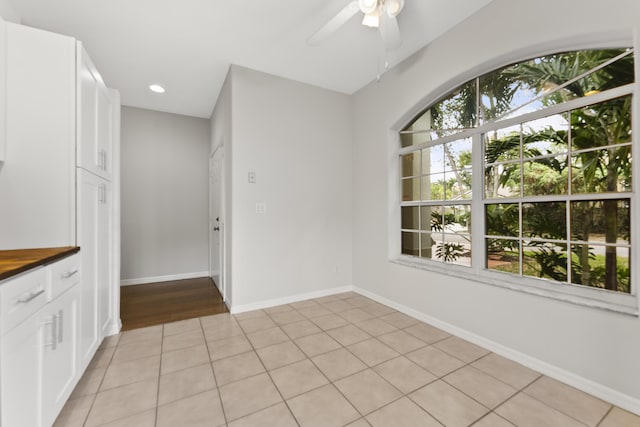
[120, 271, 209, 286]
[353, 286, 640, 416]
[230, 285, 353, 314]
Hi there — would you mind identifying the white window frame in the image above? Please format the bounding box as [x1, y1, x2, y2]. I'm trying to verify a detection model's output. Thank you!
[394, 50, 638, 316]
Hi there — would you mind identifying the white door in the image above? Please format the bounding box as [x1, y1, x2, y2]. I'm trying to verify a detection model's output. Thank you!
[209, 145, 224, 298]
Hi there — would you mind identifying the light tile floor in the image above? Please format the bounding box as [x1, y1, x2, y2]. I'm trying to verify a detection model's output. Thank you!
[54, 292, 640, 427]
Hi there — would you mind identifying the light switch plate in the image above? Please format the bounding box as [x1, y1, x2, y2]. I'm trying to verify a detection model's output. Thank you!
[255, 202, 266, 214]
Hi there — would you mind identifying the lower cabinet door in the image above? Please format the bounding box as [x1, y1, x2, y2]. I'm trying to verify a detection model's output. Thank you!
[1, 313, 44, 427]
[41, 286, 78, 426]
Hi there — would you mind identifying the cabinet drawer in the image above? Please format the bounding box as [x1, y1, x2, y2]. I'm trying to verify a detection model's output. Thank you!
[50, 253, 80, 301]
[1, 267, 47, 335]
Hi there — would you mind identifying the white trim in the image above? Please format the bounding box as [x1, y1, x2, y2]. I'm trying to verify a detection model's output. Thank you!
[230, 286, 353, 314]
[352, 286, 640, 416]
[103, 317, 122, 336]
[392, 257, 637, 316]
[120, 271, 209, 286]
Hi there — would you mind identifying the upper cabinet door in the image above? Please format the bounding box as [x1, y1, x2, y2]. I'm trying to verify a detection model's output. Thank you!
[97, 85, 113, 179]
[77, 43, 111, 181]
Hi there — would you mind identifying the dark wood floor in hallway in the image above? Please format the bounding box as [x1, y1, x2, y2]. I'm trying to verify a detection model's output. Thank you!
[120, 277, 228, 331]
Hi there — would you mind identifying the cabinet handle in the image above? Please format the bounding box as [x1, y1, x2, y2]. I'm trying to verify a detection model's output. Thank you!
[44, 315, 57, 350]
[17, 289, 45, 304]
[99, 149, 107, 171]
[57, 310, 63, 343]
[98, 184, 104, 204]
[61, 268, 78, 279]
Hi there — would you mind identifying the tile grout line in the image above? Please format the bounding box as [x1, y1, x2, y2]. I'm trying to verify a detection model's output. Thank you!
[153, 324, 164, 427]
[81, 337, 123, 426]
[200, 315, 231, 427]
[596, 405, 615, 427]
[77, 341, 118, 427]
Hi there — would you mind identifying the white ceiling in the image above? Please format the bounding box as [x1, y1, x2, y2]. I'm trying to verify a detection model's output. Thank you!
[11, 0, 493, 118]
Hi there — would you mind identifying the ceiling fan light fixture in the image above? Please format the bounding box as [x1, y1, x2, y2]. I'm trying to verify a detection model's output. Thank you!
[358, 0, 378, 14]
[149, 84, 165, 94]
[362, 10, 380, 27]
[384, 0, 405, 17]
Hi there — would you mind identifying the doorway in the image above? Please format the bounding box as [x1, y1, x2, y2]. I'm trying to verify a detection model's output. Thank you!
[209, 144, 225, 300]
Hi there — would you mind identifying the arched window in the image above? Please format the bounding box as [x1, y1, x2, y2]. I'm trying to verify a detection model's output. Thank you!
[399, 48, 634, 298]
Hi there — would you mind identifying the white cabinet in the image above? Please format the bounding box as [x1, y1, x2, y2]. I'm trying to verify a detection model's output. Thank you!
[0, 268, 47, 427]
[0, 17, 6, 163]
[41, 285, 78, 427]
[77, 44, 112, 181]
[77, 169, 112, 369]
[0, 259, 80, 427]
[0, 22, 76, 250]
[1, 307, 44, 427]
[76, 45, 118, 344]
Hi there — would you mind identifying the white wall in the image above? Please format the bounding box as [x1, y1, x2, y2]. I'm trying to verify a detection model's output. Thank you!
[0, 0, 20, 23]
[223, 65, 353, 309]
[120, 107, 210, 283]
[352, 0, 640, 413]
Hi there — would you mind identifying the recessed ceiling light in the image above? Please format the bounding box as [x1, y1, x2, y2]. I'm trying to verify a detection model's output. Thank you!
[149, 84, 165, 94]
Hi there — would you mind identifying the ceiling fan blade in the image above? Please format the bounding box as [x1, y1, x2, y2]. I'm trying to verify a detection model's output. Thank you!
[379, 13, 402, 50]
[307, 1, 360, 45]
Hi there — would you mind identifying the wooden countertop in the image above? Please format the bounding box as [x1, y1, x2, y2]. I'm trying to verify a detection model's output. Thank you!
[0, 247, 80, 281]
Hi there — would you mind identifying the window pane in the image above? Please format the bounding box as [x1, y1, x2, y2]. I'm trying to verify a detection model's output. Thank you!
[420, 232, 438, 261]
[442, 234, 471, 266]
[485, 163, 521, 199]
[570, 199, 630, 244]
[486, 238, 519, 273]
[445, 169, 472, 200]
[400, 130, 433, 148]
[401, 206, 420, 230]
[571, 96, 632, 150]
[522, 202, 566, 240]
[480, 49, 633, 124]
[571, 148, 632, 194]
[401, 153, 420, 178]
[406, 81, 477, 136]
[522, 241, 568, 282]
[422, 174, 445, 201]
[422, 145, 445, 175]
[522, 113, 569, 158]
[571, 245, 630, 293]
[423, 205, 443, 232]
[443, 205, 471, 234]
[401, 232, 420, 256]
[445, 139, 472, 171]
[486, 203, 519, 237]
[522, 160, 568, 196]
[402, 178, 420, 202]
[484, 125, 521, 164]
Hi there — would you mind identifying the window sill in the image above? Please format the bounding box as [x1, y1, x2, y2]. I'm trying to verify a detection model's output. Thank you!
[391, 256, 639, 317]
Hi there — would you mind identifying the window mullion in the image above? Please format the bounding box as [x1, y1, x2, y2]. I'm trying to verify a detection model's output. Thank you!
[471, 132, 484, 271]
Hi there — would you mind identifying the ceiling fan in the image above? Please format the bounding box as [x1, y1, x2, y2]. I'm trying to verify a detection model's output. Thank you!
[308, 0, 405, 50]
